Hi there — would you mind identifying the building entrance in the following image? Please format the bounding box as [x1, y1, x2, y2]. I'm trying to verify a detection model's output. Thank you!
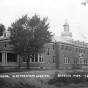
[0, 52, 18, 66]
[7, 53, 17, 62]
[7, 53, 18, 66]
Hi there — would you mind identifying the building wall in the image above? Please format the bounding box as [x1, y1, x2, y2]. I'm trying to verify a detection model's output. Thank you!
[1, 34, 88, 70]
[19, 43, 56, 69]
[56, 42, 74, 69]
[55, 43, 59, 69]
[0, 40, 12, 51]
[55, 42, 88, 70]
[73, 45, 88, 69]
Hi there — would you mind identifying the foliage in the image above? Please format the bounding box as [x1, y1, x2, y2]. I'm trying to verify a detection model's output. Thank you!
[81, 0, 88, 5]
[48, 71, 88, 87]
[0, 80, 40, 88]
[0, 23, 5, 36]
[8, 14, 53, 69]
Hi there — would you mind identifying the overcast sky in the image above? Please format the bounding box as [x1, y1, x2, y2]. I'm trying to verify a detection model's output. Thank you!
[0, 0, 88, 42]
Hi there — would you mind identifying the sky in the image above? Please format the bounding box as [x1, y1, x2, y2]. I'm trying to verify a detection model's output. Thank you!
[0, 0, 88, 42]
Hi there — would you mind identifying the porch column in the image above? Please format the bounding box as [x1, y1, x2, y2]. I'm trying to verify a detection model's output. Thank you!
[5, 52, 7, 65]
[2, 52, 5, 65]
[38, 54, 39, 62]
[2, 53, 3, 65]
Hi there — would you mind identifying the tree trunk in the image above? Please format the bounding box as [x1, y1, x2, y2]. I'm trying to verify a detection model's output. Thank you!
[26, 55, 30, 70]
[18, 55, 20, 69]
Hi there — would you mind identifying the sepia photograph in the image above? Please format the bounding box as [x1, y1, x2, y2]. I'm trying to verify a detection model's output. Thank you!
[0, 0, 88, 88]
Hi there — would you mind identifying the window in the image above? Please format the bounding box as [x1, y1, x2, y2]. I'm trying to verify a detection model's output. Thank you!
[79, 49, 81, 53]
[41, 57, 44, 62]
[75, 48, 78, 52]
[38, 54, 44, 62]
[23, 54, 44, 63]
[53, 45, 55, 50]
[23, 56, 33, 62]
[53, 56, 55, 63]
[74, 58, 77, 64]
[23, 55, 38, 63]
[64, 56, 69, 64]
[84, 59, 86, 64]
[86, 59, 88, 64]
[87, 50, 88, 53]
[30, 55, 38, 62]
[67, 57, 69, 63]
[77, 58, 79, 64]
[4, 33, 6, 37]
[69, 46, 71, 51]
[35, 55, 38, 62]
[66, 57, 69, 64]
[31, 56, 35, 62]
[47, 48, 49, 55]
[66, 57, 67, 63]
[23, 56, 26, 62]
[29, 58, 31, 62]
[84, 59, 88, 65]
[4, 42, 6, 47]
[5, 42, 6, 47]
[64, 56, 66, 64]
[79, 49, 84, 53]
[39, 57, 41, 62]
[79, 58, 82, 64]
[61, 45, 64, 50]
[65, 46, 68, 50]
[81, 49, 83, 53]
[74, 58, 75, 64]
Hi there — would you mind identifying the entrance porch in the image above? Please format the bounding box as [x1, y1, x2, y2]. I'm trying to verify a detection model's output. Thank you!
[0, 52, 18, 66]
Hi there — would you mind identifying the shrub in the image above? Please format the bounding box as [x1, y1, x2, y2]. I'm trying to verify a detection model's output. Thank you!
[48, 71, 88, 87]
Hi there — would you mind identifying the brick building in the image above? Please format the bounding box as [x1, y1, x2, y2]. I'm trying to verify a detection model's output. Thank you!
[0, 22, 88, 69]
[55, 22, 88, 69]
[0, 29, 56, 69]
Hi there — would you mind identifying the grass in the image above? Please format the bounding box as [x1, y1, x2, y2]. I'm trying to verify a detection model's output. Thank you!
[0, 69, 57, 88]
[48, 71, 88, 88]
[1, 69, 88, 88]
[0, 79, 40, 88]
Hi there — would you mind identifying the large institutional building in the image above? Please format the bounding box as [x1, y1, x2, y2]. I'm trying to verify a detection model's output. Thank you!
[0, 22, 88, 69]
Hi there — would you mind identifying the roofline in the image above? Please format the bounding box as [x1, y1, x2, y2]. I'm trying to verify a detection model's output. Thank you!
[55, 41, 88, 49]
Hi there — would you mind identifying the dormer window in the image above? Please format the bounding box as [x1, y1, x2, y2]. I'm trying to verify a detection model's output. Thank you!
[4, 33, 6, 37]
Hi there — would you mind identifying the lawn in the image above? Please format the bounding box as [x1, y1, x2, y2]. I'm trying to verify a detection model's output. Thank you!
[0, 69, 88, 88]
[0, 69, 58, 88]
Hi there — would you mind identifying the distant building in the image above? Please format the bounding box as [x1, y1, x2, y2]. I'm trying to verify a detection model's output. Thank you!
[55, 21, 88, 69]
[0, 21, 88, 69]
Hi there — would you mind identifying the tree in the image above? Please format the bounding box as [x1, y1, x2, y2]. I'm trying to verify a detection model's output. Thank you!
[0, 23, 5, 36]
[81, 0, 88, 5]
[8, 14, 53, 70]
